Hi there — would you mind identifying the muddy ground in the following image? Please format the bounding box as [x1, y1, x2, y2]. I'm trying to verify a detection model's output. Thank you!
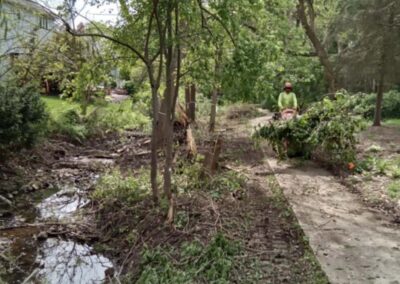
[0, 109, 328, 284]
[345, 125, 400, 221]
[0, 131, 151, 283]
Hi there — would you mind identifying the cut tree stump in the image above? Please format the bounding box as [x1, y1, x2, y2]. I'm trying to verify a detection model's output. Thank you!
[202, 136, 223, 177]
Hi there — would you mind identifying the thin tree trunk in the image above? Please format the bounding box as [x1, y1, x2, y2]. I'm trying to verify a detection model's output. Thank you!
[162, 2, 176, 224]
[373, 72, 384, 126]
[209, 89, 218, 132]
[189, 84, 196, 122]
[209, 46, 222, 132]
[150, 86, 159, 203]
[185, 85, 191, 115]
[297, 0, 337, 93]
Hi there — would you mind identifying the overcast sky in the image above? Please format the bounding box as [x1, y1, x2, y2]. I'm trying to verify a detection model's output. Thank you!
[39, 0, 120, 25]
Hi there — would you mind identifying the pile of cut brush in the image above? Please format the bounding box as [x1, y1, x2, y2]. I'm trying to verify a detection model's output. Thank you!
[254, 93, 366, 168]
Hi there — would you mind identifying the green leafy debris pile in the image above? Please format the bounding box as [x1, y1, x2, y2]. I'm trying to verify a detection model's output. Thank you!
[255, 93, 366, 166]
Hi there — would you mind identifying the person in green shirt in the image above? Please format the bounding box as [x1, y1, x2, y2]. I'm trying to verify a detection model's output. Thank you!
[278, 82, 298, 111]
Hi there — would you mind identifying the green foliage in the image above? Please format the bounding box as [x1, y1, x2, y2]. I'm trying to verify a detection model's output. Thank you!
[174, 161, 246, 200]
[387, 181, 400, 199]
[351, 90, 400, 119]
[391, 167, 400, 179]
[72, 60, 109, 115]
[255, 93, 366, 166]
[136, 233, 241, 284]
[357, 156, 400, 178]
[0, 82, 47, 152]
[92, 169, 151, 204]
[43, 97, 149, 142]
[123, 81, 137, 95]
[222, 36, 281, 103]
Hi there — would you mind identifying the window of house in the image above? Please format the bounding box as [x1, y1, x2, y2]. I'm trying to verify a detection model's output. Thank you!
[39, 16, 49, 29]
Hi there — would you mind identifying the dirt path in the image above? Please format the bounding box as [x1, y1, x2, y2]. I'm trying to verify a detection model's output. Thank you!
[250, 115, 400, 284]
[220, 118, 328, 283]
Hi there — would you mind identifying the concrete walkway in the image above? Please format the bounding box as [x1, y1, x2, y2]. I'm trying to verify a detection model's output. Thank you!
[251, 116, 400, 284]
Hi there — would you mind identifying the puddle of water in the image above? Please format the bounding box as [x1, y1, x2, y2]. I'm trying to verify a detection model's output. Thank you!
[37, 187, 89, 221]
[0, 169, 113, 284]
[35, 238, 113, 284]
[0, 237, 113, 284]
[69, 156, 115, 167]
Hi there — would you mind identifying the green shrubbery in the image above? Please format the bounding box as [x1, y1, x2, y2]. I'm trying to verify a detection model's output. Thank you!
[45, 98, 150, 142]
[174, 161, 246, 200]
[255, 94, 366, 166]
[92, 169, 151, 204]
[0, 83, 47, 152]
[123, 81, 137, 95]
[342, 90, 400, 120]
[136, 233, 241, 284]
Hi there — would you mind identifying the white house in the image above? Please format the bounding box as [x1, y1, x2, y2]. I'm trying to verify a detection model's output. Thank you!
[0, 0, 57, 77]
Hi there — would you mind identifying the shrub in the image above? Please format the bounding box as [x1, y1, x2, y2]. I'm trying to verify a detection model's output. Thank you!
[46, 99, 150, 142]
[352, 90, 400, 119]
[261, 93, 278, 111]
[123, 81, 137, 95]
[387, 181, 400, 199]
[174, 161, 246, 200]
[92, 169, 151, 205]
[255, 93, 366, 166]
[0, 82, 47, 152]
[110, 81, 117, 88]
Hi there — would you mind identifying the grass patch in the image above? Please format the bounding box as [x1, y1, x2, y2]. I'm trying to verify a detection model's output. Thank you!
[42, 96, 150, 141]
[174, 160, 247, 200]
[92, 169, 151, 205]
[392, 167, 400, 179]
[387, 181, 400, 199]
[42, 96, 82, 120]
[133, 233, 245, 284]
[384, 118, 400, 127]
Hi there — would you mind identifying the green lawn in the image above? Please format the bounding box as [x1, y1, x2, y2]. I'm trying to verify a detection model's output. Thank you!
[41, 96, 150, 139]
[41, 96, 82, 120]
[384, 118, 400, 127]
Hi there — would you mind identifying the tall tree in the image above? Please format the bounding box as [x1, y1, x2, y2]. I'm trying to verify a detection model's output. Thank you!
[334, 0, 400, 125]
[297, 0, 338, 93]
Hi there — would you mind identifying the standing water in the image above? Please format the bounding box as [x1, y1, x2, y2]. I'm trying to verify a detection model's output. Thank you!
[0, 167, 115, 284]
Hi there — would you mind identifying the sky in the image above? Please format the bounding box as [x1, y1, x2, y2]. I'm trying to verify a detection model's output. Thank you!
[38, 0, 120, 25]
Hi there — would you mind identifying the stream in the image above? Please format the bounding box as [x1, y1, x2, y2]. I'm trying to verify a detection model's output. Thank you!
[0, 157, 115, 284]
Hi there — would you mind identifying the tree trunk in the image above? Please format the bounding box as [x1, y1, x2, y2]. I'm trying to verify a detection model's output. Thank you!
[209, 89, 218, 132]
[189, 84, 196, 122]
[185, 84, 196, 122]
[373, 7, 394, 127]
[373, 72, 384, 126]
[185, 85, 191, 115]
[150, 86, 159, 203]
[297, 0, 337, 93]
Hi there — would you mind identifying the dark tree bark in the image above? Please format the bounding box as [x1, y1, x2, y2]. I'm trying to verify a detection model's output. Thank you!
[374, 71, 385, 126]
[185, 84, 196, 122]
[185, 85, 191, 115]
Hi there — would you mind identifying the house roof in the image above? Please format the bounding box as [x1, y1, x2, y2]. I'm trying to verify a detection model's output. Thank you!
[4, 0, 57, 19]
